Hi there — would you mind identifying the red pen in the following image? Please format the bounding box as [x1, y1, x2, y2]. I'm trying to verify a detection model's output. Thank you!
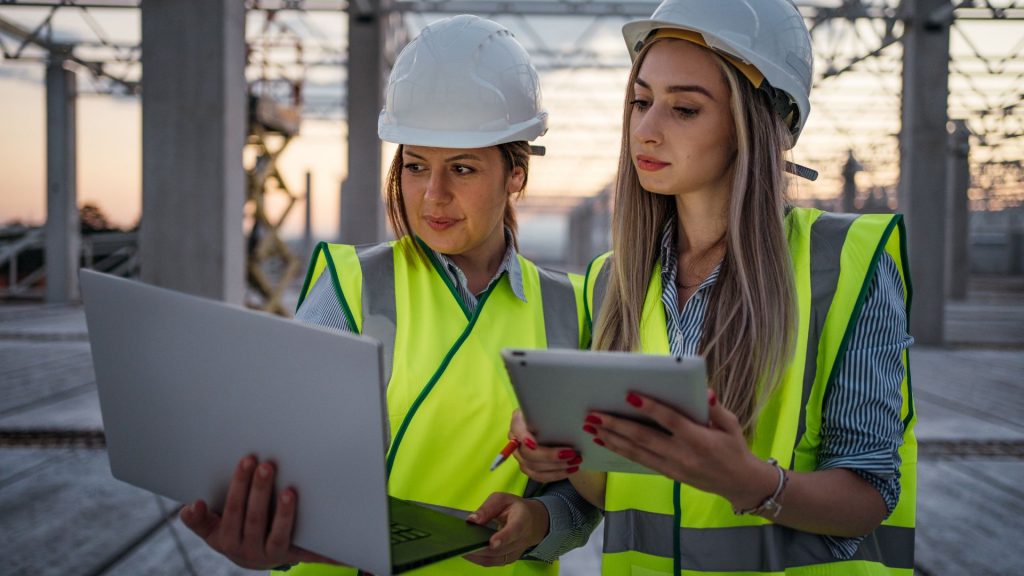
[489, 438, 520, 471]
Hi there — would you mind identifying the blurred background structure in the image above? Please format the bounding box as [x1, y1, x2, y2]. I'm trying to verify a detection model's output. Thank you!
[1, 1, 1022, 574]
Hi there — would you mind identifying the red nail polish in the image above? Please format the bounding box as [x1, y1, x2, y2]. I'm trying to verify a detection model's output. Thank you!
[593, 438, 605, 446]
[709, 390, 718, 407]
[626, 393, 643, 408]
[558, 449, 575, 459]
[566, 466, 579, 474]
[524, 438, 537, 450]
[585, 414, 603, 425]
[568, 455, 583, 466]
[583, 424, 597, 435]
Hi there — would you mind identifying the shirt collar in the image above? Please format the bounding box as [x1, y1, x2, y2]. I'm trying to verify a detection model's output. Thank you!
[431, 228, 527, 303]
[659, 220, 721, 293]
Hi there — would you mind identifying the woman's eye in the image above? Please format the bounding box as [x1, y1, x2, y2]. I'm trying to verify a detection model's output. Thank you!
[674, 107, 699, 118]
[452, 165, 474, 175]
[629, 98, 650, 111]
[403, 163, 424, 173]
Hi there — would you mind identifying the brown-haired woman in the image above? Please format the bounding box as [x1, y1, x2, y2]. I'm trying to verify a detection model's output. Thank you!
[180, 15, 600, 575]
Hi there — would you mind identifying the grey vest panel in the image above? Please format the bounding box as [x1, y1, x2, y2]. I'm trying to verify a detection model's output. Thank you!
[356, 243, 398, 387]
[591, 257, 613, 331]
[604, 509, 914, 571]
[536, 266, 580, 350]
[792, 212, 858, 460]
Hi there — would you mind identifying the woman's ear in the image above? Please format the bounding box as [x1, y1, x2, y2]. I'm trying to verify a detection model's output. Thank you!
[507, 165, 527, 196]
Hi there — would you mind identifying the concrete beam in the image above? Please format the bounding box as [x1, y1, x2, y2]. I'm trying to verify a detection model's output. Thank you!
[44, 58, 79, 303]
[898, 0, 951, 345]
[140, 0, 246, 303]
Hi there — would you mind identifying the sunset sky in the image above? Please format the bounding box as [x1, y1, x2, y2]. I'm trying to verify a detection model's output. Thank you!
[1, 5, 1020, 240]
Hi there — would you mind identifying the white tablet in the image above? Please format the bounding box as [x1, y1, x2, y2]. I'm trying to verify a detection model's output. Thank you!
[502, 348, 708, 474]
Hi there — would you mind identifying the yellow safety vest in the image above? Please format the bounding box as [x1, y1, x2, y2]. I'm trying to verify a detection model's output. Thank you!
[278, 236, 587, 576]
[584, 208, 916, 575]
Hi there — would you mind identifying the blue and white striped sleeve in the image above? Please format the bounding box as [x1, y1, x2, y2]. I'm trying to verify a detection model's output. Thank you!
[293, 271, 355, 333]
[526, 480, 603, 562]
[817, 252, 912, 559]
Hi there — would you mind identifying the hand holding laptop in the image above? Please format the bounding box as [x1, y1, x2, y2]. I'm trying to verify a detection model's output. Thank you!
[180, 455, 345, 570]
[462, 493, 551, 567]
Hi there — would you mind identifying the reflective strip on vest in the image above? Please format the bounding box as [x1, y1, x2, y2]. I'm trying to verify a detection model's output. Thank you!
[356, 243, 398, 384]
[591, 255, 612, 330]
[537, 266, 580, 349]
[604, 509, 915, 571]
[791, 212, 857, 461]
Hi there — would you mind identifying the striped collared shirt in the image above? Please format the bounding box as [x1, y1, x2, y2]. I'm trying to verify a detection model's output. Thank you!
[657, 220, 912, 560]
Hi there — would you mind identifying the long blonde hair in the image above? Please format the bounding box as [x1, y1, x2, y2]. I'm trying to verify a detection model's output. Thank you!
[593, 40, 796, 438]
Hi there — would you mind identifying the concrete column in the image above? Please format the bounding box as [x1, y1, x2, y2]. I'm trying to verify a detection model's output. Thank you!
[1010, 226, 1023, 276]
[898, 0, 951, 345]
[567, 200, 594, 270]
[341, 0, 388, 244]
[45, 56, 79, 304]
[946, 120, 970, 300]
[141, 0, 246, 303]
[304, 170, 313, 261]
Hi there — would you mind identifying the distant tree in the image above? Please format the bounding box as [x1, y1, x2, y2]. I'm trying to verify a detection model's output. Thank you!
[80, 203, 118, 233]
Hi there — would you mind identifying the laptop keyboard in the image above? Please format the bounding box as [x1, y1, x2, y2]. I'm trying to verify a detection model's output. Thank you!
[391, 522, 431, 546]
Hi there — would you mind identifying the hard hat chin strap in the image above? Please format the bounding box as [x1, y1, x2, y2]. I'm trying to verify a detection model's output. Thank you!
[784, 161, 818, 182]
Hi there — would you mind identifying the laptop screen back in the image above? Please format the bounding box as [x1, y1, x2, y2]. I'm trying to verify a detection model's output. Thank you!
[81, 270, 394, 574]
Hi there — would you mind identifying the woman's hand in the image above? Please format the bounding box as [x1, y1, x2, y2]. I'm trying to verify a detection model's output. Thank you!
[462, 492, 549, 566]
[583, 390, 776, 510]
[584, 390, 891, 536]
[180, 455, 341, 570]
[508, 409, 582, 482]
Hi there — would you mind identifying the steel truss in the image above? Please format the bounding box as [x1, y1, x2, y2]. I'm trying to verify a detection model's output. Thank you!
[1, 0, 1022, 208]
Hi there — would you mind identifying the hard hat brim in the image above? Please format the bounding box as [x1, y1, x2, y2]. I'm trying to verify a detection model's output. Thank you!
[378, 114, 548, 149]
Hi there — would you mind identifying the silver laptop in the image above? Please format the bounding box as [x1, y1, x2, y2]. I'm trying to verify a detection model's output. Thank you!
[80, 270, 493, 575]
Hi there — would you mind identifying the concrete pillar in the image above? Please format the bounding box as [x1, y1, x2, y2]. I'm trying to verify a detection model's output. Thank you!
[141, 0, 246, 303]
[841, 151, 860, 213]
[1010, 227, 1023, 276]
[304, 170, 313, 261]
[898, 0, 951, 345]
[568, 200, 594, 270]
[341, 0, 388, 244]
[44, 56, 80, 304]
[946, 120, 970, 300]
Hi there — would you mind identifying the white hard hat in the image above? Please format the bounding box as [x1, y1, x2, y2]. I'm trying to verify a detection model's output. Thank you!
[623, 0, 813, 146]
[378, 15, 548, 148]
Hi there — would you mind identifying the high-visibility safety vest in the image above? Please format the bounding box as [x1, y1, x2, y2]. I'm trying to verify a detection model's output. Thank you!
[583, 208, 916, 576]
[277, 235, 587, 576]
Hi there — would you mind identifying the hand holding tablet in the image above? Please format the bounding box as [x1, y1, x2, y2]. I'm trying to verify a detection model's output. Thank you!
[501, 349, 708, 474]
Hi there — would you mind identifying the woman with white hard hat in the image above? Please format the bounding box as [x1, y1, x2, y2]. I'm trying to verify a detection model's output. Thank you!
[511, 0, 917, 574]
[180, 14, 600, 575]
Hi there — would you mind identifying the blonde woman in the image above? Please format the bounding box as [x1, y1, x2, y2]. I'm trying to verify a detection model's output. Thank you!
[181, 15, 600, 575]
[511, 0, 917, 574]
